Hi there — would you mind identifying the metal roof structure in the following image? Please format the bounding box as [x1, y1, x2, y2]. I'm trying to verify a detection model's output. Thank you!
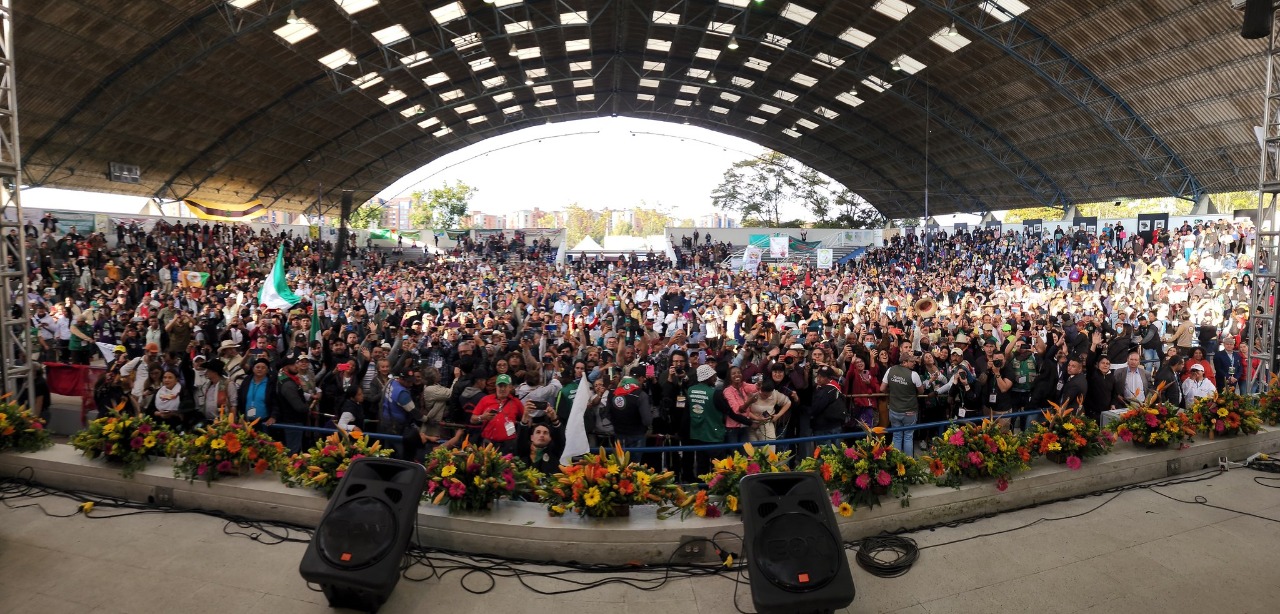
[15, 1, 1269, 217]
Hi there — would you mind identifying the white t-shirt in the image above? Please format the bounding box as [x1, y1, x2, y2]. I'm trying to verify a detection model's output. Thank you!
[155, 383, 182, 413]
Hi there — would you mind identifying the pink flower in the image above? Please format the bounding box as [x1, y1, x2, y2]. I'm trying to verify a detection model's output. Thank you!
[968, 451, 983, 465]
[426, 481, 438, 494]
[948, 431, 965, 446]
[830, 492, 842, 506]
[707, 475, 724, 489]
[876, 470, 892, 487]
[843, 447, 859, 460]
[335, 470, 345, 479]
[706, 505, 722, 518]
[32, 421, 44, 430]
[1215, 421, 1225, 433]
[448, 481, 466, 498]
[137, 423, 152, 434]
[996, 477, 1009, 492]
[1065, 456, 1082, 470]
[216, 460, 233, 473]
[196, 463, 208, 476]
[351, 454, 365, 461]
[1118, 429, 1133, 443]
[1145, 414, 1159, 428]
[746, 463, 761, 475]
[855, 474, 871, 490]
[130, 437, 144, 450]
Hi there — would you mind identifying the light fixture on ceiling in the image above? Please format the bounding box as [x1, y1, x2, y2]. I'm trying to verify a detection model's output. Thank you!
[525, 77, 534, 85]
[388, 86, 400, 96]
[727, 37, 739, 50]
[890, 59, 902, 71]
[286, 9, 300, 24]
[346, 54, 358, 66]
[708, 74, 717, 84]
[509, 44, 519, 56]
[945, 23, 959, 37]
[684, 118, 690, 125]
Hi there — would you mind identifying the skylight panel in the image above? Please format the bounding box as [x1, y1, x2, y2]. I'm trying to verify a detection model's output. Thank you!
[334, 0, 379, 16]
[433, 126, 452, 138]
[791, 73, 818, 88]
[525, 68, 547, 79]
[721, 92, 741, 102]
[780, 3, 817, 25]
[721, 0, 750, 7]
[930, 28, 972, 52]
[352, 72, 384, 89]
[730, 76, 754, 88]
[438, 89, 464, 101]
[646, 39, 672, 53]
[652, 11, 680, 25]
[400, 51, 432, 68]
[318, 49, 356, 70]
[813, 52, 844, 69]
[514, 47, 541, 60]
[228, 0, 259, 8]
[783, 128, 801, 138]
[680, 85, 702, 95]
[430, 2, 467, 24]
[711, 105, 729, 114]
[399, 104, 426, 118]
[814, 106, 839, 119]
[566, 39, 591, 53]
[504, 20, 532, 34]
[872, 0, 914, 20]
[745, 57, 771, 71]
[637, 93, 655, 101]
[980, 0, 1029, 22]
[481, 75, 506, 89]
[371, 24, 410, 46]
[746, 116, 767, 125]
[695, 47, 721, 61]
[534, 99, 556, 107]
[573, 79, 593, 89]
[467, 115, 488, 125]
[674, 99, 692, 106]
[687, 68, 710, 79]
[469, 57, 495, 71]
[455, 103, 477, 115]
[502, 104, 523, 115]
[274, 19, 318, 44]
[493, 92, 515, 103]
[417, 116, 440, 129]
[560, 11, 588, 25]
[378, 89, 406, 105]
[762, 34, 791, 50]
[759, 104, 781, 114]
[796, 118, 818, 130]
[452, 33, 482, 50]
[862, 76, 891, 92]
[576, 93, 595, 102]
[571, 61, 593, 73]
[640, 79, 660, 89]
[894, 54, 927, 74]
[839, 28, 876, 48]
[532, 84, 554, 95]
[773, 90, 798, 103]
[643, 61, 666, 71]
[707, 22, 735, 35]
[424, 72, 450, 87]
[490, 0, 523, 7]
[836, 91, 864, 107]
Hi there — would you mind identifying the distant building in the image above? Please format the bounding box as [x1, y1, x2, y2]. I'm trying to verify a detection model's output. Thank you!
[466, 212, 506, 229]
[609, 209, 635, 235]
[697, 213, 737, 228]
[379, 197, 412, 229]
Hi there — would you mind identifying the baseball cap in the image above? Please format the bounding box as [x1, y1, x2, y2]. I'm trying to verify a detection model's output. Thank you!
[950, 348, 964, 355]
[816, 365, 839, 377]
[144, 342, 160, 352]
[1190, 363, 1205, 372]
[496, 374, 513, 385]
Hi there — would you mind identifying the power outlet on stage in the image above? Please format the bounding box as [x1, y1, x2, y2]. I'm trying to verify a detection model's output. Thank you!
[1166, 459, 1181, 476]
[675, 535, 711, 562]
[151, 486, 174, 507]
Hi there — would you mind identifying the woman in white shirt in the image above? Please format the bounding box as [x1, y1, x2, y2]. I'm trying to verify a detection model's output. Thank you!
[153, 370, 183, 427]
[1181, 364, 1216, 409]
[747, 379, 791, 447]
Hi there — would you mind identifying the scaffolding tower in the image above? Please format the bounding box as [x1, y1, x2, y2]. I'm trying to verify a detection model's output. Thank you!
[0, 0, 35, 410]
[1249, 9, 1280, 389]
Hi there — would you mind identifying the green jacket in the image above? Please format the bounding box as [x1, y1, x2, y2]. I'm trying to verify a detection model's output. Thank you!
[686, 383, 724, 443]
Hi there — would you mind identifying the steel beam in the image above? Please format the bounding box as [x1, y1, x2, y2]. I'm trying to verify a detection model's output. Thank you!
[0, 0, 35, 410]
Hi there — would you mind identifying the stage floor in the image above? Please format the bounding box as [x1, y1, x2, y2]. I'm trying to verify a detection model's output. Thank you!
[2, 468, 1278, 614]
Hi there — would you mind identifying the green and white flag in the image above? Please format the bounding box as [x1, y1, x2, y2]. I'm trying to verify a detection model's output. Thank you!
[258, 245, 301, 311]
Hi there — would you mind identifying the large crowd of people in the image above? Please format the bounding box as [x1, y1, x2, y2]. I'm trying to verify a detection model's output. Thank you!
[4, 211, 1265, 481]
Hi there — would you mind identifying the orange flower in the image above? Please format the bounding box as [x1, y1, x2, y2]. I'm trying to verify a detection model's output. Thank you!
[247, 447, 258, 460]
[223, 433, 242, 454]
[254, 459, 269, 474]
[820, 463, 833, 482]
[928, 458, 946, 477]
[272, 442, 284, 453]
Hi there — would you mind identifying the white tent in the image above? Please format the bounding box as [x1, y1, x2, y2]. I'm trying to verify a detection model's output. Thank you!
[569, 236, 603, 252]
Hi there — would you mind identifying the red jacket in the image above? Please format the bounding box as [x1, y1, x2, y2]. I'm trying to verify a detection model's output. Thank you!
[472, 394, 525, 442]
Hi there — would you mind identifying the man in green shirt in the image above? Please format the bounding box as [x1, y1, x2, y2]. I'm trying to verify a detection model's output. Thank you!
[685, 365, 723, 478]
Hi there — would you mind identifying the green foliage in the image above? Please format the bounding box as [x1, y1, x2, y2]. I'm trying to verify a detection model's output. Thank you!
[711, 152, 807, 226]
[348, 202, 384, 230]
[408, 181, 477, 229]
[564, 203, 608, 247]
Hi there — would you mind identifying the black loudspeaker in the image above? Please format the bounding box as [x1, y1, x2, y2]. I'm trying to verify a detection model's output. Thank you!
[1242, 0, 1274, 39]
[299, 458, 427, 613]
[739, 472, 855, 614]
[333, 191, 353, 271]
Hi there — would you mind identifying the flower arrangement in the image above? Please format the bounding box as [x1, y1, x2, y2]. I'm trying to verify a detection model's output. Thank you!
[1260, 376, 1280, 426]
[1026, 404, 1115, 470]
[281, 430, 393, 497]
[539, 442, 683, 518]
[70, 409, 173, 478]
[1190, 388, 1262, 438]
[800, 427, 929, 512]
[168, 412, 286, 484]
[0, 396, 52, 454]
[696, 442, 792, 516]
[923, 420, 1032, 490]
[422, 440, 540, 512]
[1113, 401, 1197, 448]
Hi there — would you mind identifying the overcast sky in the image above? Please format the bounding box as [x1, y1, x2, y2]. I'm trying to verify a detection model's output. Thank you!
[21, 116, 979, 224]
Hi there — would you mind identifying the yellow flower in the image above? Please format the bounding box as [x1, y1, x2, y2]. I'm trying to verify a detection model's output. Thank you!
[725, 495, 739, 513]
[210, 438, 225, 450]
[606, 464, 620, 475]
[1217, 408, 1229, 418]
[636, 472, 651, 487]
[441, 464, 457, 477]
[550, 505, 566, 515]
[837, 502, 853, 517]
[1062, 423, 1076, 431]
[1047, 442, 1062, 451]
[997, 437, 1009, 452]
[195, 436, 208, 447]
[474, 476, 484, 487]
[143, 435, 157, 449]
[896, 463, 906, 477]
[583, 487, 602, 507]
[102, 423, 115, 434]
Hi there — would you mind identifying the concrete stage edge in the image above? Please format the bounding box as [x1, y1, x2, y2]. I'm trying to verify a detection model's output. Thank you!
[3, 429, 1278, 565]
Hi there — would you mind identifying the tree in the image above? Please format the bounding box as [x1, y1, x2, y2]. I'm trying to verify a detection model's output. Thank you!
[348, 201, 384, 229]
[408, 181, 477, 229]
[632, 206, 674, 236]
[564, 203, 607, 246]
[532, 210, 559, 228]
[711, 152, 800, 226]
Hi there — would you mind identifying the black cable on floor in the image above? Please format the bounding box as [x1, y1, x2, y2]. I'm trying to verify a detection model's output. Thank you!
[854, 535, 919, 578]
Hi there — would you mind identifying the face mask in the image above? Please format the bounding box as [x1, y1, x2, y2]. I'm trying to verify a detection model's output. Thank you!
[864, 342, 876, 349]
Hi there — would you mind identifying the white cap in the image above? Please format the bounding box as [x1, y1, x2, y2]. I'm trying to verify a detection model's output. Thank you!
[696, 364, 716, 382]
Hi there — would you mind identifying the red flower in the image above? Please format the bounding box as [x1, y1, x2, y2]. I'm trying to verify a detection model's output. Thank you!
[996, 477, 1009, 491]
[1065, 456, 1082, 470]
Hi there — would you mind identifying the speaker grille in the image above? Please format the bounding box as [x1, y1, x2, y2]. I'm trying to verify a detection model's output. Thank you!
[316, 497, 398, 570]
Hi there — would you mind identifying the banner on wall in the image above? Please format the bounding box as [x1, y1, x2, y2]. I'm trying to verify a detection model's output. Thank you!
[445, 229, 469, 240]
[816, 248, 834, 270]
[1072, 216, 1099, 236]
[769, 236, 789, 259]
[183, 198, 267, 221]
[1022, 219, 1043, 235]
[24, 210, 97, 234]
[474, 229, 504, 238]
[742, 246, 763, 272]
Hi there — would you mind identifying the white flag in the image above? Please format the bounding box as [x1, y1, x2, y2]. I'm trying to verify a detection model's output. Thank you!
[97, 342, 118, 363]
[560, 375, 593, 465]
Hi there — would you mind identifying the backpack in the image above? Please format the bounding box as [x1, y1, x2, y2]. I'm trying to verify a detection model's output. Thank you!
[120, 357, 142, 389]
